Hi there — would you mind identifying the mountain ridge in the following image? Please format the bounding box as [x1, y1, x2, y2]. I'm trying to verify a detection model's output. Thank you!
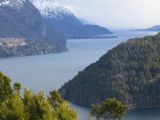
[32, 0, 114, 39]
[0, 0, 67, 58]
[133, 25, 160, 32]
[145, 25, 160, 31]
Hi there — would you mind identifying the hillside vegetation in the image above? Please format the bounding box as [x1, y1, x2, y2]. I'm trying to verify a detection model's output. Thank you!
[60, 33, 160, 108]
[0, 40, 67, 58]
[0, 72, 77, 120]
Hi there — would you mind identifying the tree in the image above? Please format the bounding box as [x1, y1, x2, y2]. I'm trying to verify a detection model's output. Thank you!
[0, 72, 78, 120]
[48, 90, 77, 120]
[48, 90, 63, 108]
[0, 95, 27, 120]
[23, 89, 54, 120]
[0, 72, 12, 101]
[13, 82, 21, 95]
[90, 98, 127, 120]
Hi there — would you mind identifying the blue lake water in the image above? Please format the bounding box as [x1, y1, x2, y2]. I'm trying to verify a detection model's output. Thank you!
[0, 30, 159, 120]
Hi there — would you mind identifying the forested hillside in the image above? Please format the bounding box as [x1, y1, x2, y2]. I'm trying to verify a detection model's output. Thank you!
[60, 33, 160, 108]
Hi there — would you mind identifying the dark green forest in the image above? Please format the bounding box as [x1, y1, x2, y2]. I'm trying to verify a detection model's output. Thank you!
[60, 33, 160, 108]
[0, 72, 77, 120]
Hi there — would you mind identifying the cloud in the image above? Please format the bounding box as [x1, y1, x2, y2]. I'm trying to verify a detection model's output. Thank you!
[58, 0, 160, 29]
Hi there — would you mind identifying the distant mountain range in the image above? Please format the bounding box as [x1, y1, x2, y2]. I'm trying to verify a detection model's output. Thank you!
[32, 0, 114, 39]
[60, 33, 160, 108]
[134, 25, 160, 32]
[145, 25, 160, 31]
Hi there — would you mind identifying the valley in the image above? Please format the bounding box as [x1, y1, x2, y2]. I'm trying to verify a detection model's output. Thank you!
[0, 0, 159, 120]
[0, 30, 157, 120]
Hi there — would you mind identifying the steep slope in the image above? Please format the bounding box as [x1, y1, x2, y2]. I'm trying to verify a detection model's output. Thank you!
[32, 0, 113, 39]
[0, 0, 66, 57]
[60, 33, 160, 108]
[0, 0, 43, 39]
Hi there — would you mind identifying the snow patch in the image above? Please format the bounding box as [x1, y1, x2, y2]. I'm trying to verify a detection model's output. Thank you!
[0, 0, 27, 9]
[0, 0, 11, 6]
[33, 0, 73, 20]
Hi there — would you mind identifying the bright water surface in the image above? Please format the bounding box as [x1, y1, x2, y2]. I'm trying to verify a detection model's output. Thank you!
[0, 30, 159, 120]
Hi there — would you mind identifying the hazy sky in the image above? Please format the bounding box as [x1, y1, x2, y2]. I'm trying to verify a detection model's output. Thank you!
[57, 0, 160, 29]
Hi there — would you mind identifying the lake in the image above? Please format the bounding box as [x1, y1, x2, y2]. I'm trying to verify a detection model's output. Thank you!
[0, 30, 159, 120]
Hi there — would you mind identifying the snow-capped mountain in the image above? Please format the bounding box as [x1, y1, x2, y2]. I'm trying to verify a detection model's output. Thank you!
[0, 0, 27, 9]
[33, 0, 73, 20]
[0, 0, 66, 55]
[0, 0, 66, 58]
[32, 0, 113, 39]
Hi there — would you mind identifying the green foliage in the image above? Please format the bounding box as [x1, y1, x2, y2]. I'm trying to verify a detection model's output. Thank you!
[48, 91, 63, 108]
[14, 83, 21, 91]
[60, 33, 160, 108]
[54, 102, 77, 120]
[48, 90, 77, 120]
[90, 98, 127, 120]
[0, 95, 27, 120]
[0, 72, 12, 101]
[0, 73, 77, 120]
[13, 83, 21, 94]
[23, 89, 54, 120]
